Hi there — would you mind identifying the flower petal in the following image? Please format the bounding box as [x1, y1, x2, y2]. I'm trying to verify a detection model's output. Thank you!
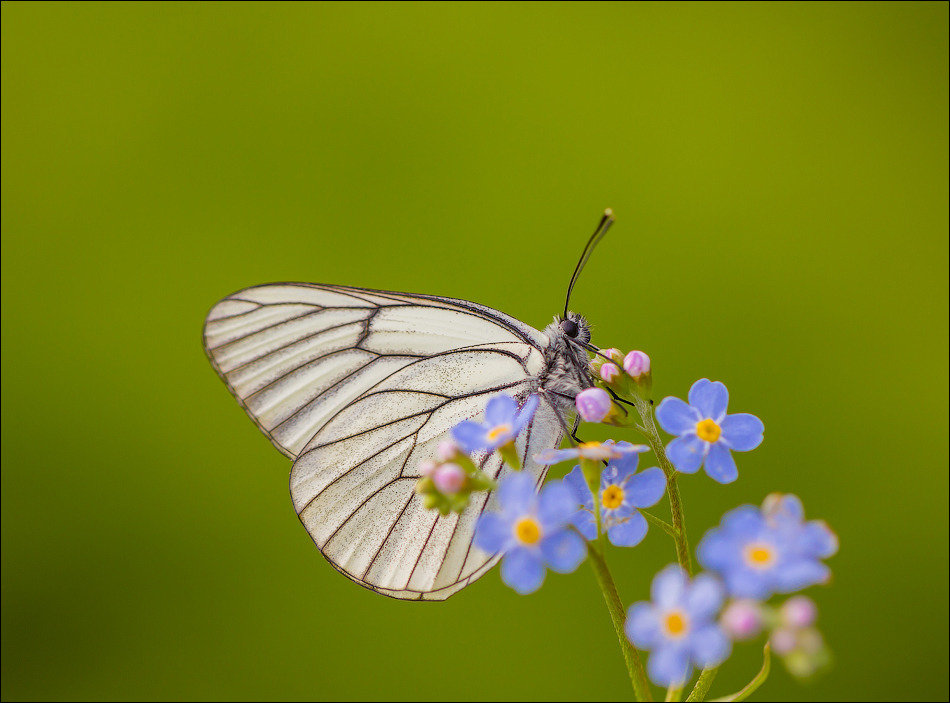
[627, 467, 667, 508]
[572, 509, 597, 541]
[647, 644, 692, 687]
[688, 379, 729, 421]
[500, 547, 546, 594]
[696, 530, 741, 572]
[485, 394, 518, 426]
[723, 568, 772, 600]
[689, 625, 732, 669]
[685, 574, 725, 620]
[607, 441, 643, 475]
[719, 413, 764, 451]
[451, 420, 488, 453]
[538, 480, 577, 529]
[473, 512, 512, 554]
[497, 472, 537, 515]
[704, 444, 738, 484]
[607, 511, 648, 547]
[795, 520, 839, 559]
[540, 530, 587, 573]
[534, 448, 579, 465]
[656, 397, 700, 435]
[564, 465, 594, 508]
[651, 564, 688, 608]
[773, 559, 831, 593]
[512, 394, 540, 433]
[720, 505, 765, 536]
[666, 435, 706, 474]
[625, 602, 661, 648]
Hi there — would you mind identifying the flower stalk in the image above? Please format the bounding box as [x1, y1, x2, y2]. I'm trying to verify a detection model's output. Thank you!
[632, 394, 693, 575]
[588, 543, 653, 701]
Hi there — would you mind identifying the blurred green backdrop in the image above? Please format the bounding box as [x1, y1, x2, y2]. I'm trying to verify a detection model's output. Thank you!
[2, 2, 947, 701]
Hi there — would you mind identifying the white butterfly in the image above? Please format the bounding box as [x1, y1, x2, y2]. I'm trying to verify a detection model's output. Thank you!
[203, 212, 614, 600]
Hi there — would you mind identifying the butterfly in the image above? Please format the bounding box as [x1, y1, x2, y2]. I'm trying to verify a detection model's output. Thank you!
[203, 210, 615, 600]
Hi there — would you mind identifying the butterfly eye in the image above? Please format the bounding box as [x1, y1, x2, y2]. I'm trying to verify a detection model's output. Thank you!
[560, 319, 579, 338]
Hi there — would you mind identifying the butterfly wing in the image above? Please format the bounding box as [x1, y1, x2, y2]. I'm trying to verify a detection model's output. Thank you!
[203, 283, 564, 600]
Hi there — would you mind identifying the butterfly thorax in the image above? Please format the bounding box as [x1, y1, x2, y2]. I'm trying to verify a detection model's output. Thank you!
[540, 311, 595, 409]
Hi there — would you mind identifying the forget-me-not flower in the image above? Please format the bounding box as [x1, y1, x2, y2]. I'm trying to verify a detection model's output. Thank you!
[564, 444, 667, 547]
[473, 473, 586, 594]
[452, 394, 539, 454]
[656, 378, 764, 483]
[625, 565, 732, 687]
[697, 494, 838, 600]
[535, 439, 649, 466]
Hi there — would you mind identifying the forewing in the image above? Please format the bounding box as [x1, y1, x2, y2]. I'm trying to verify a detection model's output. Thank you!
[203, 283, 563, 600]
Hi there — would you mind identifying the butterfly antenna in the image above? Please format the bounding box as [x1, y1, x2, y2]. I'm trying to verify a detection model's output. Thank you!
[563, 208, 615, 320]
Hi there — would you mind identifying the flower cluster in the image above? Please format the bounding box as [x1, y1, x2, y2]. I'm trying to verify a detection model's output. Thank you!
[697, 494, 838, 599]
[414, 439, 496, 515]
[414, 394, 538, 514]
[574, 347, 653, 424]
[628, 493, 837, 686]
[414, 339, 836, 700]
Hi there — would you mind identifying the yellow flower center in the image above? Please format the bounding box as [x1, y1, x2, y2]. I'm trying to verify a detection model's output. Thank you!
[695, 418, 721, 443]
[487, 424, 512, 443]
[580, 441, 601, 449]
[744, 543, 775, 569]
[663, 610, 689, 638]
[514, 517, 542, 545]
[602, 485, 624, 510]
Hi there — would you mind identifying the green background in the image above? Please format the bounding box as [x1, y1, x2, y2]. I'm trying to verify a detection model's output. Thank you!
[2, 2, 947, 700]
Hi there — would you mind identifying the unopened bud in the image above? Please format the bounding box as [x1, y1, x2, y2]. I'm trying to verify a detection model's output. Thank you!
[720, 600, 764, 640]
[781, 596, 818, 629]
[623, 350, 651, 378]
[600, 362, 621, 384]
[575, 387, 612, 423]
[432, 463, 466, 494]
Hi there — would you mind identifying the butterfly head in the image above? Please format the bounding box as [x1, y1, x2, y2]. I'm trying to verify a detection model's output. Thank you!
[548, 311, 591, 345]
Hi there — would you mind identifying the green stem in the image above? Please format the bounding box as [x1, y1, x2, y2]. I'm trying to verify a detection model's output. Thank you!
[685, 667, 718, 702]
[641, 510, 677, 538]
[665, 684, 684, 701]
[633, 395, 713, 700]
[709, 645, 770, 702]
[633, 396, 693, 575]
[587, 544, 653, 702]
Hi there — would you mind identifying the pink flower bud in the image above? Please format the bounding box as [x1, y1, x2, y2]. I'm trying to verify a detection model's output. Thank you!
[623, 350, 651, 378]
[770, 627, 799, 655]
[419, 460, 438, 478]
[600, 362, 621, 384]
[780, 596, 817, 629]
[720, 600, 764, 640]
[603, 348, 624, 363]
[575, 387, 612, 423]
[432, 463, 466, 494]
[437, 440, 460, 462]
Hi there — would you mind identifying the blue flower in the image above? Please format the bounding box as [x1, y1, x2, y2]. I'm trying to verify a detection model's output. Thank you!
[473, 473, 587, 594]
[655, 378, 764, 483]
[535, 439, 649, 466]
[564, 444, 667, 547]
[697, 494, 838, 600]
[452, 394, 539, 454]
[625, 565, 732, 687]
